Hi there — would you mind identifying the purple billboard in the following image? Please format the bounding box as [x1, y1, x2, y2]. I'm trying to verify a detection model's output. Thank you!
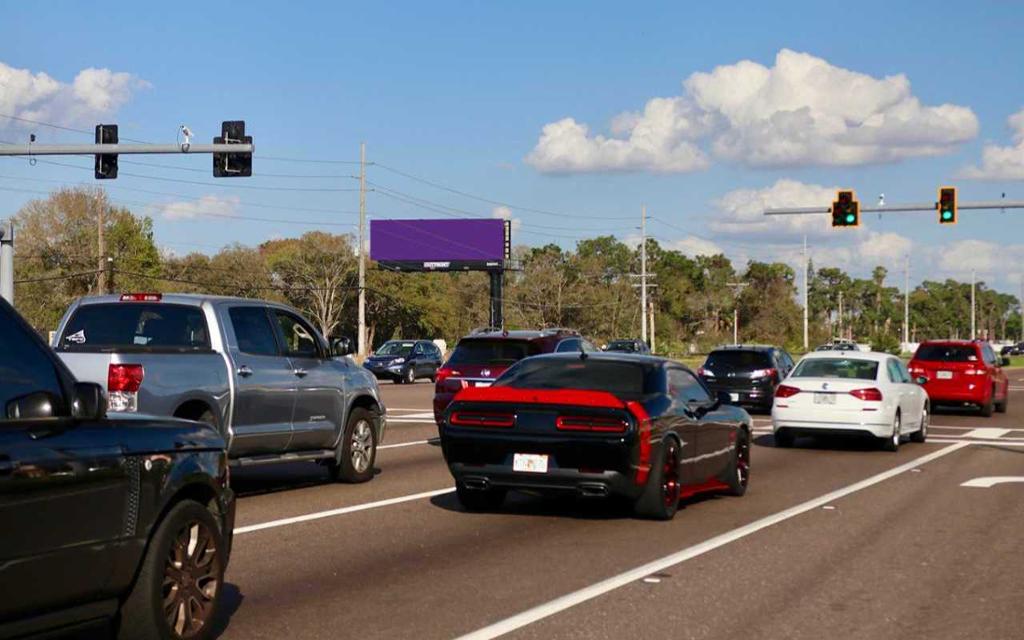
[370, 218, 509, 271]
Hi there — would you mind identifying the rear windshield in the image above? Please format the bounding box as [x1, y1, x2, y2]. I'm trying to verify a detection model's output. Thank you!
[376, 341, 415, 357]
[58, 303, 211, 352]
[447, 339, 540, 366]
[914, 345, 979, 362]
[494, 358, 649, 400]
[703, 350, 771, 372]
[792, 358, 878, 380]
[606, 341, 639, 352]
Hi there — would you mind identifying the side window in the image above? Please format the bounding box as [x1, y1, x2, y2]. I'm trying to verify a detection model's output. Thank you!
[273, 311, 321, 359]
[896, 360, 913, 384]
[0, 307, 67, 419]
[412, 343, 425, 356]
[886, 360, 903, 383]
[582, 340, 598, 353]
[668, 368, 711, 404]
[229, 307, 280, 357]
[982, 345, 996, 366]
[555, 338, 581, 353]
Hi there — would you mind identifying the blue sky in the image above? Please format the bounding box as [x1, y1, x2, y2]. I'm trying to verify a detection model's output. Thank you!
[1, 1, 1022, 292]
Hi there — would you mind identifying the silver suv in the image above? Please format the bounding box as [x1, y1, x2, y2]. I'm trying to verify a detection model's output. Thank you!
[54, 293, 385, 481]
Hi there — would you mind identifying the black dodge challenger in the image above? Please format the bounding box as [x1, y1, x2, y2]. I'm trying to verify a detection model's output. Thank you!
[440, 352, 752, 520]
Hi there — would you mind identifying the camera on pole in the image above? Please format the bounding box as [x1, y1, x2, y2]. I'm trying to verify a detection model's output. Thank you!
[94, 124, 118, 179]
[213, 120, 252, 177]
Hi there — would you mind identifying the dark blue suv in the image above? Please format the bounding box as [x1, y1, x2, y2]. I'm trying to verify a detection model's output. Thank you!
[364, 339, 443, 384]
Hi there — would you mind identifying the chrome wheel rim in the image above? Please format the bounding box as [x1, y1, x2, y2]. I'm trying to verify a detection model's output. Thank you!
[350, 420, 373, 472]
[920, 408, 928, 438]
[163, 521, 220, 639]
[892, 414, 901, 447]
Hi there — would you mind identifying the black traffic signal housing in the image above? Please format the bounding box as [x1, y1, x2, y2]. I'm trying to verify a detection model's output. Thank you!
[213, 120, 252, 177]
[831, 190, 860, 227]
[938, 186, 957, 224]
[94, 124, 118, 179]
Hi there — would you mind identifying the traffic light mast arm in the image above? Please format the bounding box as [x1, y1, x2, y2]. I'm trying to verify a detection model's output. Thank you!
[766, 201, 1024, 215]
[0, 143, 254, 156]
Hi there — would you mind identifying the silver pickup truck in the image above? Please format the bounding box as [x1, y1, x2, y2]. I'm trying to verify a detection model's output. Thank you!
[53, 292, 386, 481]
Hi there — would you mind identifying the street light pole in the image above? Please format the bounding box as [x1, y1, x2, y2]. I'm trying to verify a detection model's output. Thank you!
[971, 269, 976, 340]
[640, 205, 647, 344]
[803, 235, 809, 351]
[0, 221, 13, 304]
[358, 142, 367, 358]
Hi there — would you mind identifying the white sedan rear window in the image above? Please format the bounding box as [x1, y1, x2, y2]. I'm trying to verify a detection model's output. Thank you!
[792, 358, 878, 380]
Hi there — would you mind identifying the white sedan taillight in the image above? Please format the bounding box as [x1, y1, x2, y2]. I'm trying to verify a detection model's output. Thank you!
[108, 364, 144, 412]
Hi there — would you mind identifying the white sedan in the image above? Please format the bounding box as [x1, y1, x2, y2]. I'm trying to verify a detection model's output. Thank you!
[771, 351, 929, 451]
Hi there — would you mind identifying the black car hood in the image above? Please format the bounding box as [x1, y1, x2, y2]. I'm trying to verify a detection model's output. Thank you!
[106, 413, 226, 453]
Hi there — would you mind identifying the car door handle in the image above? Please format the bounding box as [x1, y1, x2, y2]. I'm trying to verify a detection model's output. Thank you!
[293, 368, 308, 378]
[237, 365, 254, 377]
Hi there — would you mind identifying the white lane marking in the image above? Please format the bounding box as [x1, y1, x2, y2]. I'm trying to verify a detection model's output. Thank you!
[388, 411, 435, 419]
[961, 476, 1024, 488]
[388, 418, 439, 424]
[456, 442, 970, 640]
[386, 407, 435, 412]
[236, 488, 454, 535]
[928, 438, 1024, 447]
[963, 428, 1012, 439]
[379, 439, 433, 450]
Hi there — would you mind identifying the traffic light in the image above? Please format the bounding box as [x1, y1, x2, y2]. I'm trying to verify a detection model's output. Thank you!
[831, 190, 859, 227]
[94, 124, 118, 179]
[938, 186, 957, 224]
[213, 120, 252, 177]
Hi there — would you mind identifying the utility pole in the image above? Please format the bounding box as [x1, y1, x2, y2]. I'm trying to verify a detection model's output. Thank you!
[640, 205, 647, 345]
[726, 281, 749, 344]
[97, 194, 105, 294]
[971, 269, 976, 340]
[903, 255, 910, 349]
[0, 220, 13, 304]
[1020, 278, 1023, 343]
[801, 236, 809, 349]
[105, 257, 114, 295]
[838, 290, 844, 340]
[358, 142, 367, 358]
[648, 300, 656, 354]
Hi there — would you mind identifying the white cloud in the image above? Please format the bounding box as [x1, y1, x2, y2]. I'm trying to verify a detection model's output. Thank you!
[855, 231, 913, 265]
[960, 107, 1024, 180]
[669, 235, 724, 257]
[491, 205, 522, 232]
[710, 179, 838, 238]
[527, 49, 977, 173]
[159, 195, 241, 221]
[0, 61, 149, 131]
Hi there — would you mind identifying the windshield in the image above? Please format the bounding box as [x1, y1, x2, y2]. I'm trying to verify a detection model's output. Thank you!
[494, 358, 649, 400]
[703, 350, 772, 372]
[376, 341, 415, 357]
[447, 339, 540, 366]
[58, 303, 211, 352]
[914, 345, 979, 362]
[791, 358, 879, 380]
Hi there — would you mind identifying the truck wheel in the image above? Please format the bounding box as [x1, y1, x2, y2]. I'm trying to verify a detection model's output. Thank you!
[117, 500, 225, 640]
[327, 407, 377, 483]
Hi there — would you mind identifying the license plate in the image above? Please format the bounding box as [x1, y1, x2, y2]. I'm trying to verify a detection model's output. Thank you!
[729, 392, 740, 402]
[814, 393, 836, 405]
[513, 453, 548, 473]
[937, 371, 953, 380]
[474, 381, 492, 388]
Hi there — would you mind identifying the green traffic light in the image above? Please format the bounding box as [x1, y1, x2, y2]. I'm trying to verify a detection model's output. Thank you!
[942, 210, 953, 220]
[845, 214, 855, 223]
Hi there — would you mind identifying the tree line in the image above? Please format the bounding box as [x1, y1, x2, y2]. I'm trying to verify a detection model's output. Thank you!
[11, 187, 1023, 353]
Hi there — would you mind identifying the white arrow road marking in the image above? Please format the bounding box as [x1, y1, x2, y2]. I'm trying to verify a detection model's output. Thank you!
[963, 428, 1012, 439]
[960, 476, 1024, 488]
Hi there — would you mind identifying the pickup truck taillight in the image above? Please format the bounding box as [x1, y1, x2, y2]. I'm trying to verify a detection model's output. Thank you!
[108, 364, 144, 412]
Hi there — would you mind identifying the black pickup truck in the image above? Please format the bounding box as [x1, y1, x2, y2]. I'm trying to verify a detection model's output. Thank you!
[0, 297, 235, 640]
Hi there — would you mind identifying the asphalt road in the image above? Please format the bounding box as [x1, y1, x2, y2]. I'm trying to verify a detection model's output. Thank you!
[215, 375, 1024, 640]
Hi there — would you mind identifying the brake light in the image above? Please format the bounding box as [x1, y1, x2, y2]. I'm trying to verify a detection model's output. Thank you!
[449, 411, 514, 428]
[751, 368, 777, 380]
[555, 415, 628, 433]
[108, 364, 144, 412]
[850, 387, 883, 401]
[908, 366, 924, 375]
[964, 368, 986, 376]
[625, 401, 651, 485]
[775, 384, 800, 398]
[120, 293, 162, 302]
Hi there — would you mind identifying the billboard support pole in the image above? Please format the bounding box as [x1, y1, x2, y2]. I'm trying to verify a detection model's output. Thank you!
[489, 271, 503, 330]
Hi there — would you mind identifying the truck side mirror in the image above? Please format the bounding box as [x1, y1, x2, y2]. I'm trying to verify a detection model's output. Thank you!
[330, 336, 354, 357]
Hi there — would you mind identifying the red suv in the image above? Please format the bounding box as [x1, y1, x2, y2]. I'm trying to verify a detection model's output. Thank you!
[908, 340, 1010, 416]
[433, 328, 593, 427]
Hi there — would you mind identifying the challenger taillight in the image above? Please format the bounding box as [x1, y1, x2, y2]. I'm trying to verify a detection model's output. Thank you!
[775, 384, 800, 398]
[108, 363, 144, 412]
[850, 387, 883, 402]
[449, 411, 514, 428]
[626, 401, 652, 485]
[555, 415, 628, 433]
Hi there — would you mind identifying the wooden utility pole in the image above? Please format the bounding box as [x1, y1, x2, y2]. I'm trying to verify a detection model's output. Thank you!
[97, 194, 105, 294]
[358, 142, 367, 357]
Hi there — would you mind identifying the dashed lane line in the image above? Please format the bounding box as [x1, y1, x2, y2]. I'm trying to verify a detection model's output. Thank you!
[235, 488, 455, 535]
[456, 442, 971, 640]
[962, 428, 1012, 439]
[379, 439, 434, 450]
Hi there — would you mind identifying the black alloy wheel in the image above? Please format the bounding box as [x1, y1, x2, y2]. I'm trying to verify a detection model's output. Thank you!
[117, 501, 225, 640]
[726, 429, 750, 496]
[635, 438, 681, 520]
